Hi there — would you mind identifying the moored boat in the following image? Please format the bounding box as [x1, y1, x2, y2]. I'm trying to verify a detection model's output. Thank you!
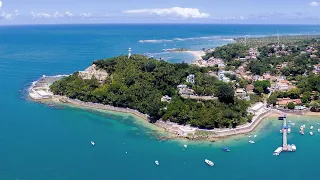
[222, 147, 230, 152]
[205, 159, 214, 166]
[310, 131, 313, 136]
[249, 140, 255, 144]
[91, 141, 95, 146]
[273, 147, 282, 156]
[155, 160, 159, 165]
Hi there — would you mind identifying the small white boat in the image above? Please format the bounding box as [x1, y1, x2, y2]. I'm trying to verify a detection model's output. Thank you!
[184, 144, 188, 148]
[288, 128, 291, 133]
[318, 129, 320, 133]
[280, 129, 283, 133]
[291, 123, 295, 126]
[205, 159, 214, 166]
[310, 132, 313, 136]
[307, 119, 309, 122]
[155, 160, 159, 165]
[254, 135, 257, 138]
[91, 141, 95, 146]
[248, 135, 251, 138]
[249, 140, 255, 144]
[310, 126, 314, 130]
[299, 130, 304, 135]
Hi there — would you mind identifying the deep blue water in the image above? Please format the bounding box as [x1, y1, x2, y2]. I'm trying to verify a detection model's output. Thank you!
[1, 24, 320, 180]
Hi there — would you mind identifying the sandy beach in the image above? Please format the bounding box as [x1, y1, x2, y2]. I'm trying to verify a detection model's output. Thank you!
[185, 50, 205, 61]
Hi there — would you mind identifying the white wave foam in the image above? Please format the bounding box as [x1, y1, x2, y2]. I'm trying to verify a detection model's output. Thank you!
[139, 35, 232, 43]
[139, 39, 173, 43]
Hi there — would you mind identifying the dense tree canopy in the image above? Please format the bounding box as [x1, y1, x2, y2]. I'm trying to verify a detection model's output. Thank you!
[50, 55, 250, 129]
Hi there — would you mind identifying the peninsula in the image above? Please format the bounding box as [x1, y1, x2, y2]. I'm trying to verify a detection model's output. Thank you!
[29, 35, 320, 140]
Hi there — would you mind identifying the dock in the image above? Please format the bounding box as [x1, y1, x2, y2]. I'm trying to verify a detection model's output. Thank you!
[274, 114, 296, 155]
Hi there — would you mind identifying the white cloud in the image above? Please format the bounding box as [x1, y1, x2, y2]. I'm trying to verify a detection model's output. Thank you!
[31, 12, 52, 19]
[309, 1, 319, 7]
[1, 12, 12, 19]
[123, 7, 210, 19]
[31, 11, 77, 19]
[65, 11, 74, 17]
[30, 11, 94, 19]
[1, 10, 19, 20]
[80, 13, 92, 17]
[0, 1, 3, 8]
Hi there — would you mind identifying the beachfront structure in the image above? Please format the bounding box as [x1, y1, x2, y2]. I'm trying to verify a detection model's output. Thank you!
[186, 74, 195, 84]
[78, 64, 108, 84]
[29, 88, 53, 100]
[248, 102, 265, 115]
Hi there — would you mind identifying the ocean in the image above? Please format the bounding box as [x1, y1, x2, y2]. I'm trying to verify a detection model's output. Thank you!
[1, 24, 320, 180]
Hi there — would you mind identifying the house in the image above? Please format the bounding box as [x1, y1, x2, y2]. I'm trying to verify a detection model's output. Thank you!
[161, 95, 171, 103]
[246, 84, 254, 92]
[276, 98, 302, 106]
[177, 85, 195, 95]
[186, 74, 195, 84]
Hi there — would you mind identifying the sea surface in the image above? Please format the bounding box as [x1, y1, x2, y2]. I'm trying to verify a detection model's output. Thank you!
[1, 24, 320, 180]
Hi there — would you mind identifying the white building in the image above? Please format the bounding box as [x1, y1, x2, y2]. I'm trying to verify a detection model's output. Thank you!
[161, 95, 172, 103]
[186, 74, 195, 84]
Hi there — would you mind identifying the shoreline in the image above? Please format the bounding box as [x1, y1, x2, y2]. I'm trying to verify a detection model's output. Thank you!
[29, 75, 320, 142]
[184, 50, 205, 61]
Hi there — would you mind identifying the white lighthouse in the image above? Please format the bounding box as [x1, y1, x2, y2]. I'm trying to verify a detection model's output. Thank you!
[128, 48, 132, 59]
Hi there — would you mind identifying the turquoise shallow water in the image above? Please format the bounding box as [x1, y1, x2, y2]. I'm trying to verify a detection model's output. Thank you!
[1, 24, 320, 180]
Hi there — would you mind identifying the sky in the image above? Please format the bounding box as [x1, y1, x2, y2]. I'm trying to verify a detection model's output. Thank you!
[1, 0, 320, 24]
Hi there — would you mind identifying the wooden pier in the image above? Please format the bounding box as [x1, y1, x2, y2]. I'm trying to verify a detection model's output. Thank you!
[273, 114, 296, 155]
[282, 116, 288, 151]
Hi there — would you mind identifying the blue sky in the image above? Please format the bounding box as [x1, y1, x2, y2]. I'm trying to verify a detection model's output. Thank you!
[1, 0, 320, 24]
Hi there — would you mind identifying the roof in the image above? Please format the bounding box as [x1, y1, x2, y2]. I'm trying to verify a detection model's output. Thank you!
[246, 84, 254, 91]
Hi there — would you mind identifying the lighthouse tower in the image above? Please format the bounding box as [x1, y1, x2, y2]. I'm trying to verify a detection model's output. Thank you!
[128, 48, 132, 59]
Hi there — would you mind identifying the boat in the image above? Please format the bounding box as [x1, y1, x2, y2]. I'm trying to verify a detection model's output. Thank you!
[249, 140, 255, 144]
[254, 135, 257, 138]
[318, 129, 320, 133]
[288, 128, 291, 133]
[310, 132, 313, 136]
[290, 123, 295, 126]
[299, 130, 304, 135]
[91, 141, 95, 146]
[248, 135, 251, 138]
[155, 160, 159, 165]
[273, 147, 282, 156]
[184, 144, 187, 148]
[310, 126, 314, 130]
[222, 147, 230, 152]
[291, 144, 297, 151]
[280, 129, 283, 133]
[205, 159, 214, 166]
